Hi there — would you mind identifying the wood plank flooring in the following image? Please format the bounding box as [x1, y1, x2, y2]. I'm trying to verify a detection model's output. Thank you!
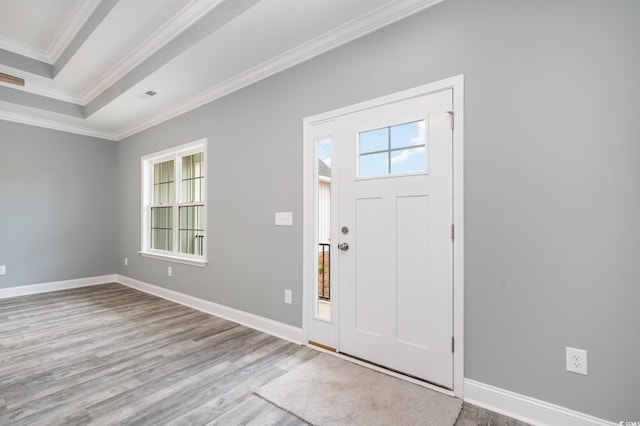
[0, 283, 529, 425]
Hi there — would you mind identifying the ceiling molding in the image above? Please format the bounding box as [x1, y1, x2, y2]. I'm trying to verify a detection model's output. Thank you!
[114, 0, 446, 140]
[79, 0, 225, 104]
[84, 0, 261, 118]
[16, 82, 83, 104]
[0, 37, 50, 63]
[0, 0, 222, 106]
[0, 0, 101, 65]
[47, 0, 103, 64]
[0, 110, 116, 140]
[0, 78, 83, 104]
[1, 0, 446, 141]
[54, 0, 121, 77]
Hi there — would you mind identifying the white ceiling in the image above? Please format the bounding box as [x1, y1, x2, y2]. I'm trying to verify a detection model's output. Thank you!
[0, 0, 99, 61]
[0, 0, 442, 140]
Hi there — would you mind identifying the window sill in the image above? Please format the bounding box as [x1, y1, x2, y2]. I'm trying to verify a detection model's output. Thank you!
[138, 251, 208, 267]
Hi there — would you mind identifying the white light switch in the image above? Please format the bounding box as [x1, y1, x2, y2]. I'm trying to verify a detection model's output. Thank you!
[275, 212, 293, 226]
[0, 265, 5, 275]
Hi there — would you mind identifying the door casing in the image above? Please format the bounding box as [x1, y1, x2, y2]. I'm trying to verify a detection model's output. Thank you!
[302, 75, 465, 398]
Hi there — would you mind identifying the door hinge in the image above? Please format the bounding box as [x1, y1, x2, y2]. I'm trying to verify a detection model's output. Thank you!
[447, 110, 454, 130]
[451, 224, 455, 241]
[451, 336, 455, 353]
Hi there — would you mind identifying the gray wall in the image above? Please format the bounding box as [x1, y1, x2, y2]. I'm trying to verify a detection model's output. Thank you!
[116, 94, 304, 327]
[117, 0, 640, 420]
[0, 0, 634, 422]
[0, 121, 118, 287]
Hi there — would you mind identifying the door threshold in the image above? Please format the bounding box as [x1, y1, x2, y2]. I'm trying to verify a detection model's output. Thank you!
[340, 351, 452, 392]
[306, 343, 455, 397]
[308, 340, 336, 352]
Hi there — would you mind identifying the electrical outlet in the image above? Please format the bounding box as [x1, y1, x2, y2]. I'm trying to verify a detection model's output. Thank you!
[0, 265, 5, 275]
[124, 257, 128, 266]
[284, 289, 292, 304]
[168, 266, 172, 277]
[566, 347, 588, 375]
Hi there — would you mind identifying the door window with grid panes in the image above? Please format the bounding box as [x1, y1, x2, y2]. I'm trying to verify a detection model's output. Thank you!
[141, 139, 207, 266]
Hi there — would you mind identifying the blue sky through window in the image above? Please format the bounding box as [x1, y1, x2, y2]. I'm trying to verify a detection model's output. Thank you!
[318, 137, 331, 168]
[358, 120, 426, 177]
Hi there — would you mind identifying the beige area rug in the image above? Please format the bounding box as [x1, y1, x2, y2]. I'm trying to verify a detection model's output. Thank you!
[255, 353, 462, 426]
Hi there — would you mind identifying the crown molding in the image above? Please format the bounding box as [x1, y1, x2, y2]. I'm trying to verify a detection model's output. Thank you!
[1, 0, 445, 141]
[15, 82, 84, 104]
[0, 0, 101, 64]
[0, 110, 116, 140]
[48, 0, 103, 64]
[0, 79, 83, 105]
[0, 0, 222, 106]
[0, 37, 50, 64]
[79, 0, 225, 104]
[114, 0, 445, 140]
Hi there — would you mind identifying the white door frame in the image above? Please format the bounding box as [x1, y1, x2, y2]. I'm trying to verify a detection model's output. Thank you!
[302, 75, 464, 398]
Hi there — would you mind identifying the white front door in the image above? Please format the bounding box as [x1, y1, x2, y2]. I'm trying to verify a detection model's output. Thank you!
[336, 89, 454, 388]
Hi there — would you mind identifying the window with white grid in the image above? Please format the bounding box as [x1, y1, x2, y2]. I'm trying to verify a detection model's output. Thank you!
[141, 139, 207, 266]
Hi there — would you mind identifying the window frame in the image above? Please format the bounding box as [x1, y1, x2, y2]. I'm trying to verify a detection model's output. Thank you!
[140, 138, 208, 267]
[357, 118, 428, 179]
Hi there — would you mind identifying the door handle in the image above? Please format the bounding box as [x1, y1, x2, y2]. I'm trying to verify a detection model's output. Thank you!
[338, 242, 349, 251]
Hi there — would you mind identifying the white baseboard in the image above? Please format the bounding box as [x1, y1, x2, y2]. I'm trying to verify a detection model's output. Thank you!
[0, 274, 117, 299]
[115, 274, 304, 345]
[1, 274, 615, 426]
[464, 379, 615, 426]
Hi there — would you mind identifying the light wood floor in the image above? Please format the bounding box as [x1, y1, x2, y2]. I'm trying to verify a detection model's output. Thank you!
[0, 283, 529, 425]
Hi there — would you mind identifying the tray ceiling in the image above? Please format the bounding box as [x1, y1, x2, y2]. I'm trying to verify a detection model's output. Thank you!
[0, 0, 442, 140]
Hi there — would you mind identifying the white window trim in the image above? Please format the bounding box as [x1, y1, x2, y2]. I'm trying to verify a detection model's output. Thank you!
[139, 138, 208, 267]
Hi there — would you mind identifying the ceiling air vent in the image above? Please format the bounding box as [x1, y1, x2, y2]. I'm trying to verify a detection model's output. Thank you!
[137, 90, 158, 100]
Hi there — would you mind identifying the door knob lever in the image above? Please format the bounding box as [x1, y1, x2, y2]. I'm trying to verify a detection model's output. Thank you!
[338, 242, 349, 251]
